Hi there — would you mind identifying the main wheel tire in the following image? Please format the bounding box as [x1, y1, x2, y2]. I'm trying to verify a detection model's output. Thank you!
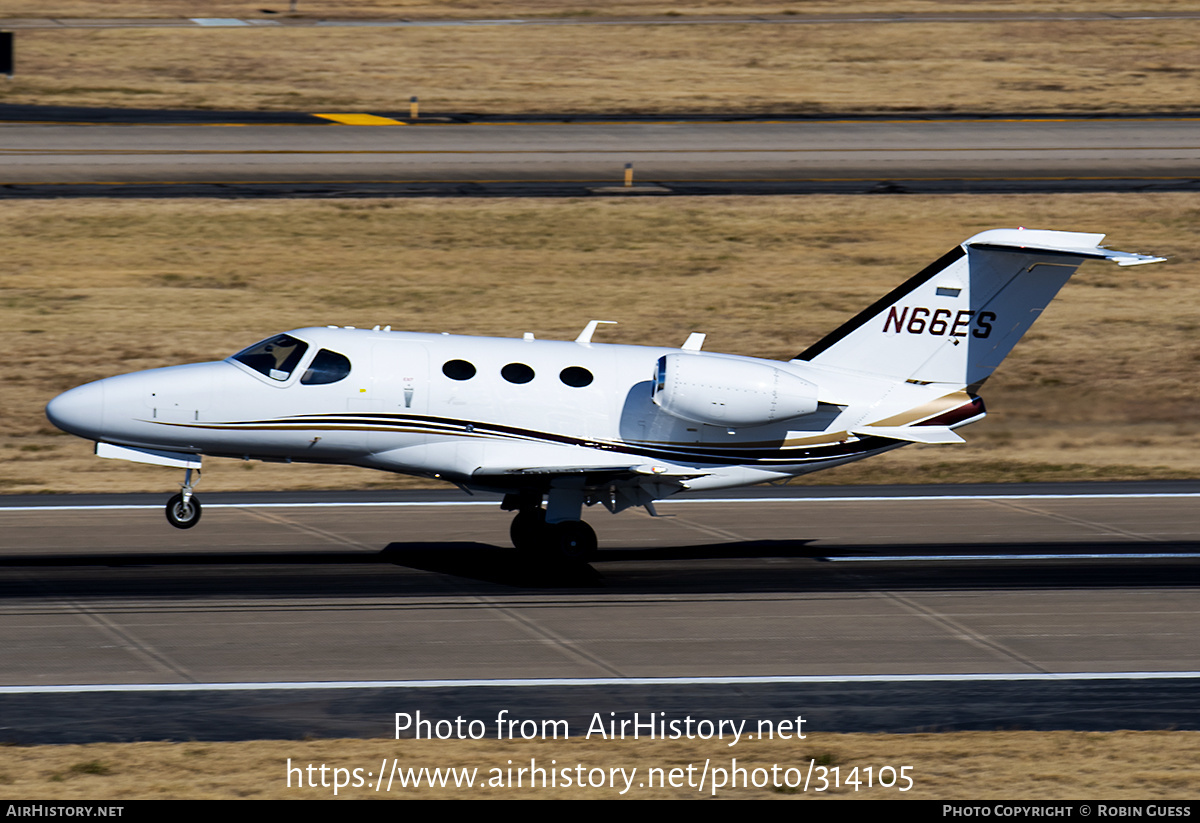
[509, 508, 547, 551]
[549, 520, 597, 562]
[165, 493, 201, 529]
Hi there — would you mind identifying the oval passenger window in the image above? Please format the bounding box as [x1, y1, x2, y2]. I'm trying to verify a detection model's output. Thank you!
[501, 363, 535, 384]
[442, 359, 477, 381]
[559, 366, 594, 388]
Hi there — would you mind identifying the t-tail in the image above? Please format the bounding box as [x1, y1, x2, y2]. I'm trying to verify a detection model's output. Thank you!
[792, 228, 1164, 388]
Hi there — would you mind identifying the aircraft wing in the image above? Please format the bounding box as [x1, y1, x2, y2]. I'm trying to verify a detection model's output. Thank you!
[475, 464, 708, 484]
[471, 463, 709, 516]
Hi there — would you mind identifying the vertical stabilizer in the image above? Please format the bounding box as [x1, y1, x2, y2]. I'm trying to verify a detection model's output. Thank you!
[793, 229, 1164, 386]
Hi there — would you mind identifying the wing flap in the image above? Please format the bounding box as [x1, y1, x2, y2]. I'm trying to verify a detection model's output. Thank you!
[475, 464, 708, 483]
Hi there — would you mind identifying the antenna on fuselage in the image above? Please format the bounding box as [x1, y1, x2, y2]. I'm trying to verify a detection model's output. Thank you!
[575, 320, 618, 344]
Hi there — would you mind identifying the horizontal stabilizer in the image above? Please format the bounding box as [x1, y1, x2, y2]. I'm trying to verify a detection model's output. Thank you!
[965, 229, 1166, 267]
[851, 426, 965, 444]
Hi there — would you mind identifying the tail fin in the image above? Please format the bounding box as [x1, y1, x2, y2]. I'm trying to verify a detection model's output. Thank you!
[793, 229, 1163, 386]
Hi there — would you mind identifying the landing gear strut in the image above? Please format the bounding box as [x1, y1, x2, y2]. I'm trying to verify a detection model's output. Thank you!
[165, 468, 201, 529]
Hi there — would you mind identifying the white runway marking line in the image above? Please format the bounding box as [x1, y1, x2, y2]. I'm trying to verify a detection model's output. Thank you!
[3, 492, 1199, 513]
[4, 671, 1200, 694]
[189, 18, 252, 27]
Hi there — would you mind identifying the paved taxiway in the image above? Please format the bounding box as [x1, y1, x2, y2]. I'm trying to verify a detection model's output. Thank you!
[3, 117, 1199, 196]
[3, 484, 1198, 740]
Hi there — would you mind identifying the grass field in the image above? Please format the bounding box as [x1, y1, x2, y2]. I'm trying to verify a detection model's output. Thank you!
[4, 193, 1197, 495]
[5, 1, 1197, 21]
[3, 731, 1198, 799]
[0, 4, 1198, 114]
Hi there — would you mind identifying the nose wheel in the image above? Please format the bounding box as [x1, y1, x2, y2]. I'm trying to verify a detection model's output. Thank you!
[165, 492, 202, 529]
[165, 467, 201, 529]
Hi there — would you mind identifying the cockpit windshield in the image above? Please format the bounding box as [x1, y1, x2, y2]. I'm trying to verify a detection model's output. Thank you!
[301, 349, 352, 385]
[232, 334, 309, 381]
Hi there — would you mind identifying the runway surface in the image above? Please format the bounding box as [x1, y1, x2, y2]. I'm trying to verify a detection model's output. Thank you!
[2, 483, 1198, 742]
[3, 114, 1199, 197]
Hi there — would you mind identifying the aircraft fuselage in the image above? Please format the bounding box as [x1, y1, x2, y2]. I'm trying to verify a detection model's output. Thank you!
[47, 326, 939, 494]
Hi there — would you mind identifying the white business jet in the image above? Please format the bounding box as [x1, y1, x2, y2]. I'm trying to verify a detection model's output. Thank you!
[45, 229, 1163, 560]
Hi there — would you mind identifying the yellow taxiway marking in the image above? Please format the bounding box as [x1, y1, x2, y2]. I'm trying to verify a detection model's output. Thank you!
[2, 116, 1199, 128]
[312, 113, 408, 126]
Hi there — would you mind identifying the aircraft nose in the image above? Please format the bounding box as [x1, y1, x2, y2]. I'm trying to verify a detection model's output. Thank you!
[45, 380, 106, 439]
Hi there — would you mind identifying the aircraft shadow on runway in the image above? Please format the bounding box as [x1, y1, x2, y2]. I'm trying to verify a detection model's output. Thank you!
[378, 538, 823, 587]
[1, 539, 1198, 594]
[0, 539, 820, 590]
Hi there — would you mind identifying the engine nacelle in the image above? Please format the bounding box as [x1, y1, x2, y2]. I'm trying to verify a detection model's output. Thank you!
[651, 353, 820, 427]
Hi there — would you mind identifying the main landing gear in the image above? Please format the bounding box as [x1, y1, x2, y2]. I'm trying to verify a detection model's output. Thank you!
[165, 468, 201, 529]
[504, 491, 598, 562]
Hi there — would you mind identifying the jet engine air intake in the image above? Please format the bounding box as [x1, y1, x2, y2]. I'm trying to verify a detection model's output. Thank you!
[651, 353, 820, 427]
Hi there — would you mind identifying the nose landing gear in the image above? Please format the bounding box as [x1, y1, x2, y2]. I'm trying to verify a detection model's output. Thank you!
[165, 468, 201, 529]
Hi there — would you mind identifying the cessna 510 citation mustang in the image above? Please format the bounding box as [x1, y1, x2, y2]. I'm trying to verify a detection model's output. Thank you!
[45, 229, 1163, 560]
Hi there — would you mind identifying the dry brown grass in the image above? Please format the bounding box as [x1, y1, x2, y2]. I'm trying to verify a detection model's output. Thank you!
[0, 11, 1199, 114]
[2, 731, 1197, 799]
[2, 193, 1197, 495]
[3, 1, 1197, 22]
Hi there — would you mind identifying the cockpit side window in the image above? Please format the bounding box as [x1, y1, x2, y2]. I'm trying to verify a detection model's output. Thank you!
[232, 334, 309, 381]
[301, 349, 352, 385]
